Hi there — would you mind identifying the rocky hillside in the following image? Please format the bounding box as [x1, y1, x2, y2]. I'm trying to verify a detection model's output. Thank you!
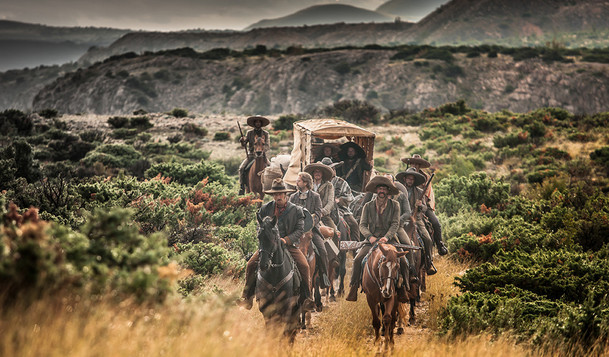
[409, 0, 609, 46]
[33, 47, 609, 115]
[245, 4, 392, 30]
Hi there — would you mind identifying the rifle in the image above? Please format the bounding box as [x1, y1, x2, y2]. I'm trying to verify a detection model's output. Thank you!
[339, 240, 422, 251]
[237, 121, 249, 157]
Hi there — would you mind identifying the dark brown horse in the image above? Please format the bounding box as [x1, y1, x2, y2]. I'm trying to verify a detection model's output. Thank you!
[246, 136, 267, 200]
[396, 228, 425, 332]
[362, 243, 407, 349]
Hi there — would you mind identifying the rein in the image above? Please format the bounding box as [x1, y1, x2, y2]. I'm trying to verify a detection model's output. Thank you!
[366, 251, 398, 295]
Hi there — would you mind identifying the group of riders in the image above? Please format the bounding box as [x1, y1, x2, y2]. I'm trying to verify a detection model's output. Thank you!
[237, 116, 448, 310]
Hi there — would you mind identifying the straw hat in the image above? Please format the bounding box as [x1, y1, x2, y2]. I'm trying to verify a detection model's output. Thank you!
[264, 178, 296, 194]
[396, 167, 426, 187]
[364, 175, 400, 196]
[401, 154, 431, 168]
[246, 115, 270, 128]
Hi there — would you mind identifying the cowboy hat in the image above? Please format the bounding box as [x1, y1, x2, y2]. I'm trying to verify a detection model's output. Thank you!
[364, 175, 400, 196]
[338, 141, 366, 160]
[318, 157, 344, 171]
[246, 115, 270, 128]
[304, 162, 334, 181]
[401, 154, 431, 168]
[264, 178, 296, 194]
[396, 167, 426, 187]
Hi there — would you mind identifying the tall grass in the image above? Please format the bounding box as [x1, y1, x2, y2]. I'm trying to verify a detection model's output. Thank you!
[1, 258, 598, 357]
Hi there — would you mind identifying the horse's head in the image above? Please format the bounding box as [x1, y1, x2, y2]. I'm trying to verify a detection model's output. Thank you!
[378, 244, 407, 300]
[254, 136, 265, 158]
[257, 213, 280, 272]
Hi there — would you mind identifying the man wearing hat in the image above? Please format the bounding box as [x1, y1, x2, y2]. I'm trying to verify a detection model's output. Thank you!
[346, 176, 409, 302]
[396, 168, 436, 275]
[238, 178, 314, 310]
[336, 142, 372, 193]
[289, 171, 331, 289]
[321, 157, 360, 243]
[403, 154, 448, 256]
[238, 116, 271, 195]
[305, 160, 336, 235]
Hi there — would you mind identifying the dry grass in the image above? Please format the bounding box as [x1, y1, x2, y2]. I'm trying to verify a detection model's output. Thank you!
[0, 257, 545, 357]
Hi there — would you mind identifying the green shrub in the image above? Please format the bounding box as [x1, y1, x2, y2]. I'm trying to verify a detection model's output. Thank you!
[167, 134, 183, 144]
[273, 114, 302, 130]
[81, 144, 143, 170]
[171, 108, 189, 118]
[182, 123, 208, 136]
[213, 132, 230, 141]
[145, 160, 231, 186]
[107, 116, 129, 128]
[0, 109, 33, 136]
[334, 62, 351, 75]
[435, 172, 510, 217]
[38, 108, 59, 119]
[176, 242, 244, 277]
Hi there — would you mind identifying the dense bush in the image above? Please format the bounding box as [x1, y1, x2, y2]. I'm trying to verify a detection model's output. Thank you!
[145, 160, 231, 186]
[175, 242, 244, 277]
[320, 99, 380, 125]
[273, 114, 303, 130]
[435, 172, 510, 217]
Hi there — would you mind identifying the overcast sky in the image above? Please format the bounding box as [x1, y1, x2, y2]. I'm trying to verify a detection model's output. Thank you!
[0, 0, 389, 31]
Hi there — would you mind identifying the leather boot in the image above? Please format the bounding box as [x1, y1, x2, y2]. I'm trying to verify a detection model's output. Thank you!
[346, 284, 359, 301]
[437, 241, 448, 256]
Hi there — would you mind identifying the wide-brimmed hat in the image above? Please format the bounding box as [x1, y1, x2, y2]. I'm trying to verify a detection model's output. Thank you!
[339, 141, 366, 160]
[365, 175, 400, 196]
[264, 178, 296, 194]
[316, 143, 339, 157]
[304, 162, 334, 181]
[247, 115, 270, 128]
[401, 154, 431, 168]
[396, 167, 427, 187]
[318, 157, 344, 171]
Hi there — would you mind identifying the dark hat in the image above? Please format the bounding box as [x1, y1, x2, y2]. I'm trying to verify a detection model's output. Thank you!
[318, 157, 344, 170]
[304, 162, 334, 181]
[396, 167, 426, 187]
[365, 175, 400, 196]
[401, 154, 431, 168]
[264, 178, 296, 194]
[247, 115, 270, 128]
[339, 141, 366, 160]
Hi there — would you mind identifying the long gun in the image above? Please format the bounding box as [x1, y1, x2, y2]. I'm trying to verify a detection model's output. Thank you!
[237, 121, 249, 157]
[339, 241, 422, 251]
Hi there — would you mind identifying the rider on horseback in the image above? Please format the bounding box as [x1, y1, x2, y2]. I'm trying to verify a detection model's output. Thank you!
[402, 155, 448, 256]
[238, 116, 271, 195]
[346, 176, 409, 303]
[289, 172, 331, 289]
[396, 168, 437, 275]
[238, 179, 315, 310]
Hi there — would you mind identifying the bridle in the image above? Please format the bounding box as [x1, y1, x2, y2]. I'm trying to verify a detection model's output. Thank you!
[366, 251, 399, 297]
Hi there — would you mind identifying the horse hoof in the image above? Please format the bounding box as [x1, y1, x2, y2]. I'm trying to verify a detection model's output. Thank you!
[397, 327, 404, 335]
[409, 318, 416, 326]
[329, 295, 337, 302]
[316, 304, 323, 312]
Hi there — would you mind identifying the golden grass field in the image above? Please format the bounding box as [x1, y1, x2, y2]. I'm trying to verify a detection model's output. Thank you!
[1, 256, 558, 357]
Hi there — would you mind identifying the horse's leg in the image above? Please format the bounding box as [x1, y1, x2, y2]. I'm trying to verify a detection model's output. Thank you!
[396, 302, 406, 335]
[366, 295, 381, 344]
[408, 297, 416, 325]
[337, 251, 346, 297]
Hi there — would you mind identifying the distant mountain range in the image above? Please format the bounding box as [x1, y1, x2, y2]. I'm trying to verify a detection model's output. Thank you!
[245, 4, 393, 30]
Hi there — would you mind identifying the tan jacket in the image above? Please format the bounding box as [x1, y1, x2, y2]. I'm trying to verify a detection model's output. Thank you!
[359, 198, 400, 243]
[315, 181, 335, 217]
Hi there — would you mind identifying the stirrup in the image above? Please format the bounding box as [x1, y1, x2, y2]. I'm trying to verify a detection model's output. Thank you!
[427, 262, 438, 275]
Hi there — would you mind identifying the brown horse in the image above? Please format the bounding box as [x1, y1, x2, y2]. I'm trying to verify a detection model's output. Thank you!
[298, 231, 319, 329]
[396, 228, 425, 332]
[362, 243, 407, 349]
[246, 136, 268, 200]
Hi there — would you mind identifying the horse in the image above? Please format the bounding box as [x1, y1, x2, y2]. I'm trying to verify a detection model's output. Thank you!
[395, 228, 425, 332]
[255, 214, 300, 343]
[246, 136, 268, 200]
[362, 243, 408, 349]
[329, 216, 349, 299]
[298, 230, 322, 329]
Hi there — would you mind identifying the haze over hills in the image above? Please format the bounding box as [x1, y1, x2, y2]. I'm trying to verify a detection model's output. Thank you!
[376, 0, 448, 22]
[244, 4, 393, 30]
[0, 20, 131, 71]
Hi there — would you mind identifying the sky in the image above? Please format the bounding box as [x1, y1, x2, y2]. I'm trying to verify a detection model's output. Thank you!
[0, 0, 389, 31]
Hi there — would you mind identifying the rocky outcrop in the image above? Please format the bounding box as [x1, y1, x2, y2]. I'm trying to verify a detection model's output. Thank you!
[33, 49, 609, 115]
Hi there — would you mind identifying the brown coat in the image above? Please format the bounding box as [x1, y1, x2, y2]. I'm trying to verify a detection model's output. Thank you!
[289, 190, 322, 227]
[315, 181, 335, 217]
[359, 198, 400, 243]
